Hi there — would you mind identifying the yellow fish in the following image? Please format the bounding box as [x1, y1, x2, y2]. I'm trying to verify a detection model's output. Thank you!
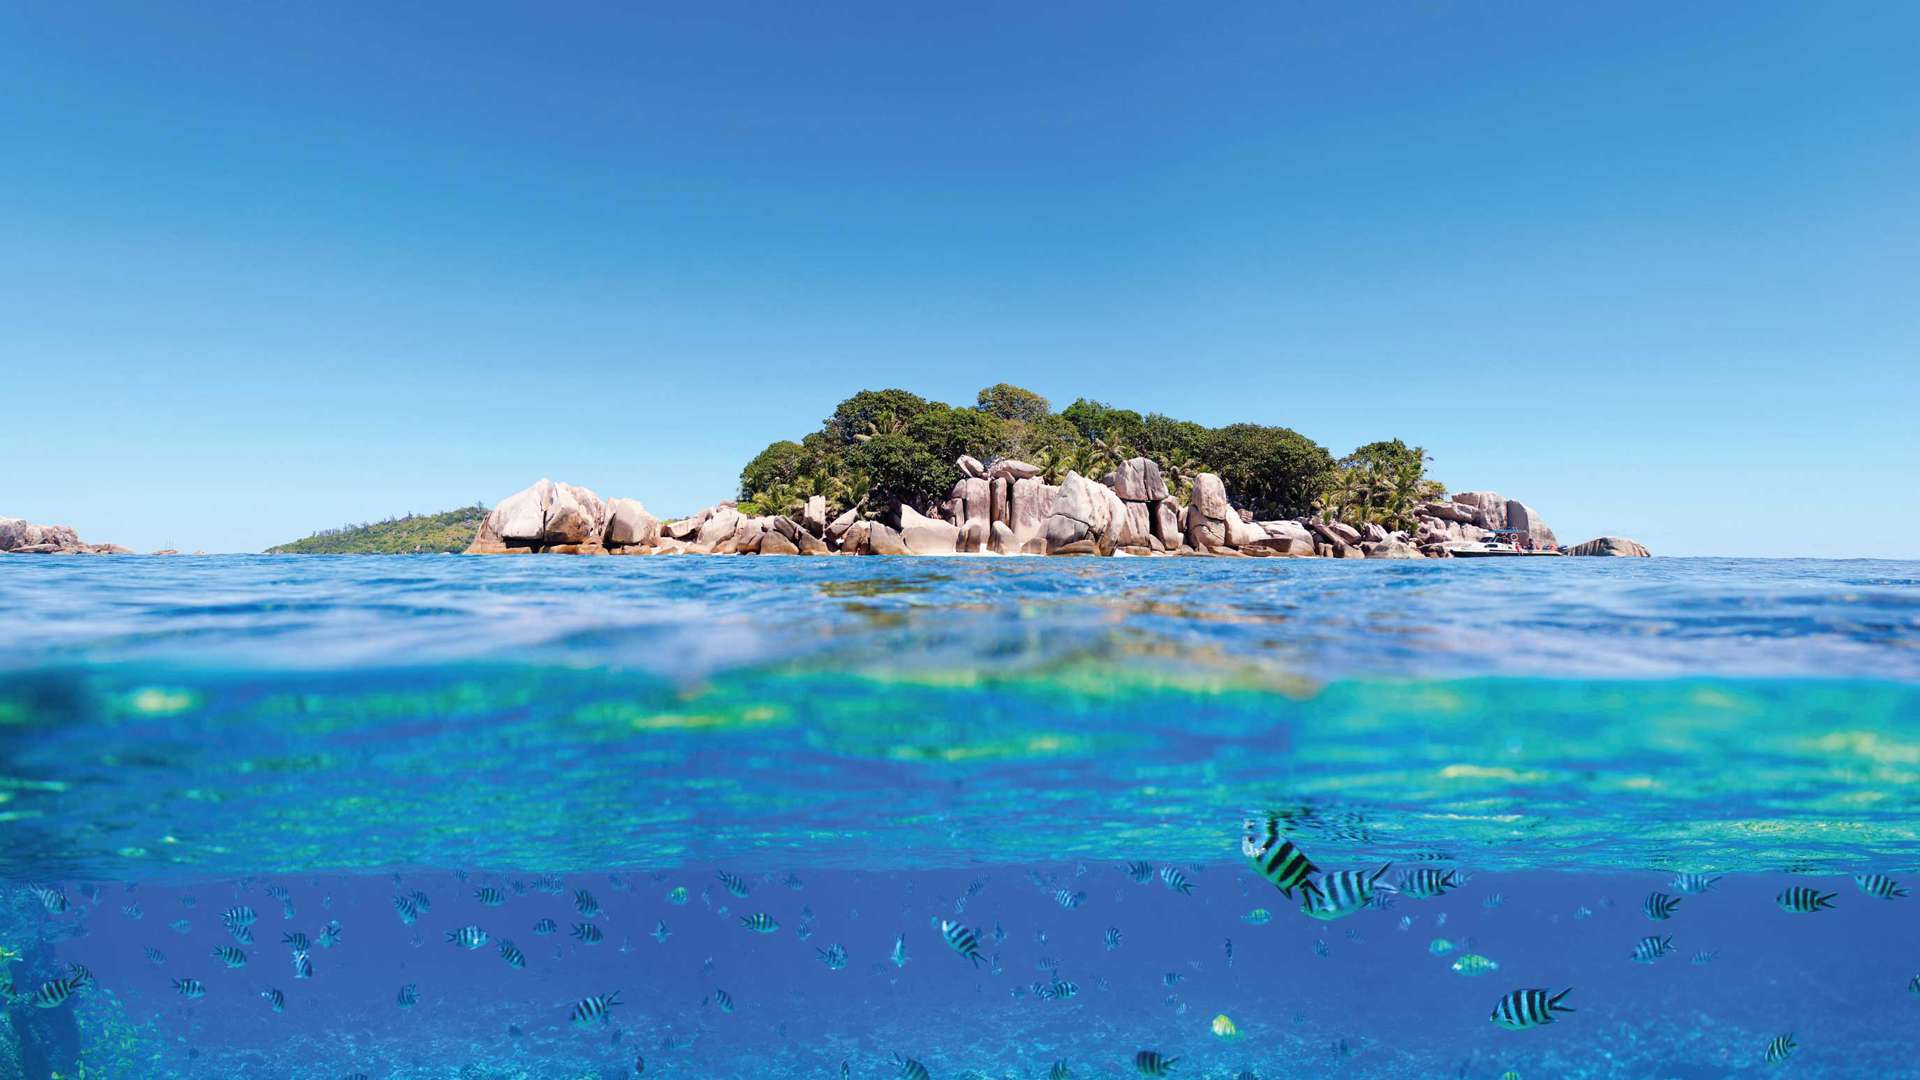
[1210, 1014, 1239, 1039]
[1451, 953, 1499, 976]
[0, 945, 22, 964]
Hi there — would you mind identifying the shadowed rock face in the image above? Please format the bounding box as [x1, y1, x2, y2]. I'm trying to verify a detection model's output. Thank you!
[0, 518, 128, 555]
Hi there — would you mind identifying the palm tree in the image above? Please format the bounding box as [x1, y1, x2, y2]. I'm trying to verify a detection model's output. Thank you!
[1079, 431, 1132, 479]
[1156, 454, 1205, 503]
[1034, 444, 1084, 485]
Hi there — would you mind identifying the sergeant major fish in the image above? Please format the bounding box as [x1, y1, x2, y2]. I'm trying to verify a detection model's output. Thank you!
[1242, 818, 1320, 899]
[1490, 987, 1573, 1030]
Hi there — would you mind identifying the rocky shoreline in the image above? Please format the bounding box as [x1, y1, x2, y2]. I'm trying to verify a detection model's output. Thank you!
[0, 517, 132, 555]
[464, 459, 1651, 559]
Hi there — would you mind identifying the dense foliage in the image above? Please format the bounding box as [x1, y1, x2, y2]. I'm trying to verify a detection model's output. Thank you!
[737, 385, 1439, 523]
[1316, 438, 1447, 532]
[266, 506, 490, 554]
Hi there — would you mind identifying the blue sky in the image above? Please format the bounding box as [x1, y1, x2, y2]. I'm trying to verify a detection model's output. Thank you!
[3, 3, 1915, 556]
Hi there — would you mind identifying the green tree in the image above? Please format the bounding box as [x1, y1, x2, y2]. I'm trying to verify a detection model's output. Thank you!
[907, 405, 1007, 467]
[1135, 413, 1209, 466]
[975, 383, 1051, 425]
[847, 433, 951, 512]
[738, 440, 811, 502]
[1203, 424, 1336, 520]
[1318, 440, 1444, 531]
[824, 389, 933, 445]
[1059, 398, 1145, 449]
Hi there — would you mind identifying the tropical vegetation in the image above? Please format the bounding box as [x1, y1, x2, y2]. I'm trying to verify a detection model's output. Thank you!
[265, 506, 490, 554]
[737, 385, 1443, 527]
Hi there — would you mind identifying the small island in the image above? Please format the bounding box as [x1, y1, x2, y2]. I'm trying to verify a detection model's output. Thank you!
[461, 385, 1649, 560]
[265, 507, 491, 555]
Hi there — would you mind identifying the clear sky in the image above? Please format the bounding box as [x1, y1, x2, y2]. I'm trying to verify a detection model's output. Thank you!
[3, 3, 1915, 557]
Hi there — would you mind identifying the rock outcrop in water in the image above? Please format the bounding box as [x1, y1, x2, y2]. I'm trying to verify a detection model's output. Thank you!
[464, 469, 1649, 559]
[0, 518, 129, 555]
[1563, 535, 1653, 557]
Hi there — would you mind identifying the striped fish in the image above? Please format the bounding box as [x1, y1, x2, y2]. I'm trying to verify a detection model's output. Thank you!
[1692, 949, 1719, 965]
[1670, 873, 1722, 894]
[533, 918, 558, 935]
[940, 919, 984, 966]
[1104, 926, 1122, 950]
[222, 905, 258, 929]
[1907, 974, 1920, 995]
[447, 925, 489, 949]
[717, 871, 750, 898]
[317, 920, 342, 948]
[173, 977, 207, 999]
[32, 886, 69, 913]
[26, 977, 81, 1008]
[1631, 935, 1674, 963]
[1853, 873, 1907, 899]
[1133, 1049, 1178, 1075]
[396, 982, 417, 1009]
[1054, 888, 1087, 909]
[144, 946, 166, 965]
[1490, 987, 1574, 1030]
[1397, 868, 1458, 899]
[1159, 866, 1194, 895]
[409, 890, 432, 912]
[498, 939, 526, 968]
[708, 988, 735, 1013]
[569, 990, 621, 1026]
[282, 932, 310, 950]
[1124, 861, 1154, 883]
[1242, 818, 1320, 899]
[571, 922, 604, 944]
[1777, 887, 1836, 913]
[1764, 1033, 1796, 1064]
[474, 886, 507, 907]
[1049, 1062, 1072, 1080]
[393, 895, 420, 925]
[291, 950, 313, 979]
[213, 945, 248, 968]
[739, 913, 780, 933]
[260, 987, 284, 1012]
[1039, 978, 1079, 1000]
[574, 889, 600, 917]
[1642, 892, 1682, 920]
[1301, 866, 1394, 921]
[894, 1053, 931, 1080]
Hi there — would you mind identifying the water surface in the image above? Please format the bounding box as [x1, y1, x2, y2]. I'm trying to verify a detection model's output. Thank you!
[1, 556, 1915, 1078]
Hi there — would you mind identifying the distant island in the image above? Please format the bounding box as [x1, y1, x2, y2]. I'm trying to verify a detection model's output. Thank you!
[3, 385, 1650, 559]
[264, 506, 490, 555]
[463, 385, 1650, 560]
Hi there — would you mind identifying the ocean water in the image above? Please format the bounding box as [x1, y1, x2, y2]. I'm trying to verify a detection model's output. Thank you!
[2, 555, 1917, 1080]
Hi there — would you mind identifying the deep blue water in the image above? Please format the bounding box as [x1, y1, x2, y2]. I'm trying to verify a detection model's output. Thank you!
[2, 555, 1918, 1079]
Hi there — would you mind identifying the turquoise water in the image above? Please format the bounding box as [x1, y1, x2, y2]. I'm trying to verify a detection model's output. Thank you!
[1, 555, 1917, 1078]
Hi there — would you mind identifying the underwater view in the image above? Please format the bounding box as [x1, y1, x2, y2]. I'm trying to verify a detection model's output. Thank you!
[2, 555, 1918, 1080]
